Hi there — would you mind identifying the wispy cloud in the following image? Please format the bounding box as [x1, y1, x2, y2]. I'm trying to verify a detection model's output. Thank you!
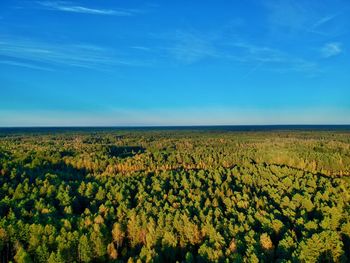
[321, 42, 342, 58]
[242, 61, 265, 79]
[0, 36, 144, 71]
[229, 42, 286, 63]
[225, 41, 320, 75]
[36, 1, 140, 16]
[130, 46, 152, 52]
[311, 13, 340, 29]
[165, 31, 218, 64]
[149, 28, 321, 75]
[264, 0, 309, 32]
[0, 60, 54, 71]
[263, 0, 345, 37]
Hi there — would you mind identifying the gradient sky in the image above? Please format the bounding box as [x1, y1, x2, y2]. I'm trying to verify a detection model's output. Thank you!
[1, 0, 350, 126]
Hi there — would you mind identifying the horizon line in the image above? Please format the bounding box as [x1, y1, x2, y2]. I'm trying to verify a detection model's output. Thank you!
[1, 124, 350, 129]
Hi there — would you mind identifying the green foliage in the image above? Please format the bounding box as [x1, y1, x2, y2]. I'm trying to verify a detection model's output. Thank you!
[14, 245, 32, 263]
[0, 129, 350, 262]
[78, 235, 92, 262]
[298, 231, 345, 262]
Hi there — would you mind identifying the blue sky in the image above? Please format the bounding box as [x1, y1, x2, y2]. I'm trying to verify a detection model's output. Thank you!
[0, 0, 349, 126]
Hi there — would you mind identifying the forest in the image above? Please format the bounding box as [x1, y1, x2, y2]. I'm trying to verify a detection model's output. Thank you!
[0, 127, 350, 262]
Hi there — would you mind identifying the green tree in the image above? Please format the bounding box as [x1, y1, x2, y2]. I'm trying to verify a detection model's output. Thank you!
[112, 222, 125, 249]
[14, 245, 33, 263]
[78, 234, 92, 262]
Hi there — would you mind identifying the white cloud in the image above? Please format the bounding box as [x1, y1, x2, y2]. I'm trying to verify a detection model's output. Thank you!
[230, 42, 286, 63]
[263, 0, 345, 37]
[166, 31, 217, 64]
[321, 42, 342, 58]
[0, 36, 145, 70]
[312, 13, 339, 29]
[36, 1, 139, 16]
[225, 41, 320, 75]
[130, 46, 151, 52]
[264, 0, 309, 32]
[0, 60, 54, 71]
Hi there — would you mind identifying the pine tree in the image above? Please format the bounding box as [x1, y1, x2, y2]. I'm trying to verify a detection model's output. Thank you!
[107, 242, 118, 260]
[14, 245, 33, 263]
[78, 235, 92, 262]
[112, 222, 125, 249]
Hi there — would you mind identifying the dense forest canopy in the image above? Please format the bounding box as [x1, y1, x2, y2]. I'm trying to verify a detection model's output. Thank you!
[0, 128, 350, 262]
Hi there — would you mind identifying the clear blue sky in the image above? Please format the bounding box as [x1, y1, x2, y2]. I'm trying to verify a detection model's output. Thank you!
[1, 0, 349, 126]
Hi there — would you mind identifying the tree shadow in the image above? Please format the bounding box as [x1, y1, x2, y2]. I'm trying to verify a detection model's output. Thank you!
[105, 145, 145, 158]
